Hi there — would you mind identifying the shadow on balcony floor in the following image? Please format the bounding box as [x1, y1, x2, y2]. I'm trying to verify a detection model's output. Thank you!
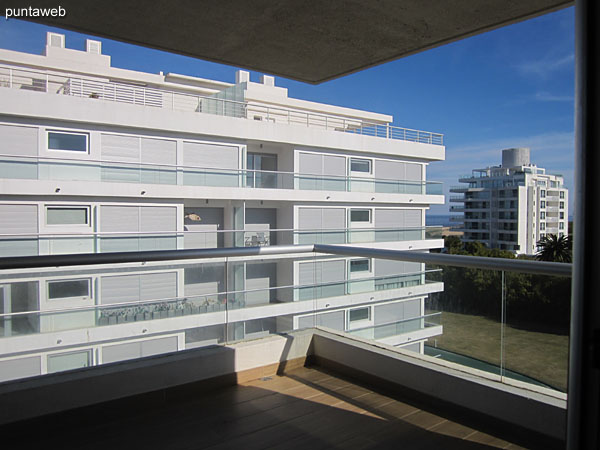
[4, 365, 527, 449]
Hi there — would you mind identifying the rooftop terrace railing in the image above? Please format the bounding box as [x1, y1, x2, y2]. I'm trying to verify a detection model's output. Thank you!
[0, 65, 444, 145]
[0, 153, 444, 195]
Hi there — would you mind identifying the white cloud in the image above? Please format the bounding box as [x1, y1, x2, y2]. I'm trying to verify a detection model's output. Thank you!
[515, 53, 574, 79]
[534, 91, 574, 102]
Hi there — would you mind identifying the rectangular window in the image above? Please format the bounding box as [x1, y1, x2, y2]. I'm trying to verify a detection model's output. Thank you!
[349, 307, 370, 323]
[540, 190, 546, 198]
[46, 206, 90, 225]
[350, 158, 371, 174]
[559, 232, 565, 237]
[540, 201, 546, 209]
[48, 279, 91, 300]
[540, 223, 546, 231]
[540, 233, 545, 239]
[560, 201, 565, 209]
[350, 259, 370, 273]
[540, 211, 546, 219]
[350, 209, 371, 223]
[48, 131, 89, 153]
[560, 191, 565, 199]
[559, 222, 565, 230]
[560, 212, 564, 219]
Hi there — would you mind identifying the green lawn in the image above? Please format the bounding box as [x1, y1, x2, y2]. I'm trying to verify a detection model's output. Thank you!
[426, 311, 569, 392]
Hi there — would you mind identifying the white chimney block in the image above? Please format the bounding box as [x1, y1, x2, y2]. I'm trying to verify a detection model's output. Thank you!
[86, 39, 102, 54]
[47, 32, 65, 48]
[261, 75, 275, 86]
[236, 70, 250, 84]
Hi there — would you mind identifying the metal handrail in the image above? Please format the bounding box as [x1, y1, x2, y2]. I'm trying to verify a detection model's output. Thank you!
[0, 243, 572, 276]
[313, 244, 572, 277]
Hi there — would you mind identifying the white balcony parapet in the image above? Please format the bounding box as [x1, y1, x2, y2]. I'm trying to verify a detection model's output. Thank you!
[0, 64, 444, 146]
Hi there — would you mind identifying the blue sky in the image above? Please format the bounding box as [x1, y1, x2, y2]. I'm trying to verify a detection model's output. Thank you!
[0, 9, 575, 215]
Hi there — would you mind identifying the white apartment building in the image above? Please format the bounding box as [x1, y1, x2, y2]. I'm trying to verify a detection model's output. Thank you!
[450, 148, 568, 254]
[0, 33, 445, 381]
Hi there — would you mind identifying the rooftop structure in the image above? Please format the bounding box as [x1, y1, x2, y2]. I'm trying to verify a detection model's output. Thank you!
[450, 148, 568, 254]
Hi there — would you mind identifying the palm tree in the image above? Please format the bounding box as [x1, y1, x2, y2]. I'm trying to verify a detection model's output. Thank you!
[536, 234, 572, 263]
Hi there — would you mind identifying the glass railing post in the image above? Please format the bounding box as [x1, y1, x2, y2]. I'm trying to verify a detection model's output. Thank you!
[500, 270, 506, 382]
[225, 257, 230, 344]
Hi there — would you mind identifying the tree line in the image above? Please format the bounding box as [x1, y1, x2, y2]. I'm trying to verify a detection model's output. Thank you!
[428, 236, 571, 334]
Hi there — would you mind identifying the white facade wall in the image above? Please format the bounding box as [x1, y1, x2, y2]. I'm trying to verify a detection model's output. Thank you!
[0, 33, 446, 380]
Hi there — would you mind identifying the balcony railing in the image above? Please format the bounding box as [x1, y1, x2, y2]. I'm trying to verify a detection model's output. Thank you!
[449, 185, 475, 192]
[0, 243, 571, 394]
[0, 268, 439, 338]
[348, 312, 441, 341]
[0, 226, 444, 257]
[0, 154, 444, 195]
[0, 65, 444, 145]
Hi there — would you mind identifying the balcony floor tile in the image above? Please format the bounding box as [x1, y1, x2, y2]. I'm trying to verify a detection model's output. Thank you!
[8, 365, 530, 449]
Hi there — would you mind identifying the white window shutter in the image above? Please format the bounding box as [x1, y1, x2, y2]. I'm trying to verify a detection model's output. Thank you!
[183, 142, 239, 169]
[141, 138, 177, 165]
[101, 134, 140, 162]
[0, 125, 38, 156]
[0, 204, 38, 233]
[100, 274, 141, 305]
[298, 153, 322, 175]
[100, 206, 140, 232]
[140, 206, 176, 232]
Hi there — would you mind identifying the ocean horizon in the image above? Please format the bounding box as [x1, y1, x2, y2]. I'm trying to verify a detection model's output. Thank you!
[426, 214, 452, 227]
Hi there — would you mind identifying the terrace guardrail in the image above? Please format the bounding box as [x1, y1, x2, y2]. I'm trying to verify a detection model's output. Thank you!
[0, 243, 572, 392]
[0, 65, 444, 145]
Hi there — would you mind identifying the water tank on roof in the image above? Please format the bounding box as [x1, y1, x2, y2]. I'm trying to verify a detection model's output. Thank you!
[502, 148, 530, 168]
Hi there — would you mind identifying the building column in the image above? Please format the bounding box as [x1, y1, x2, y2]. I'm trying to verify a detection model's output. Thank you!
[567, 0, 600, 448]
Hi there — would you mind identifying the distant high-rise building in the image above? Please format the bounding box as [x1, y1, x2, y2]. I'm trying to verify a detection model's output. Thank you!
[450, 148, 568, 254]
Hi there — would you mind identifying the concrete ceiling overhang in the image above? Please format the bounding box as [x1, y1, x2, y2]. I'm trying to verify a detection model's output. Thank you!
[23, 0, 573, 84]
